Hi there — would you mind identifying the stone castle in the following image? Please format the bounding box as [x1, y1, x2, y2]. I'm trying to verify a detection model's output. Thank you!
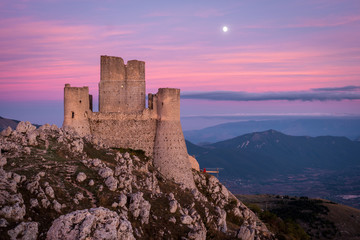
[63, 55, 195, 189]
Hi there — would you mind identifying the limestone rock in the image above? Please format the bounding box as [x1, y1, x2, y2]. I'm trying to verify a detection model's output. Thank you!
[53, 200, 62, 213]
[187, 221, 207, 240]
[118, 193, 127, 208]
[129, 192, 151, 224]
[88, 179, 94, 186]
[1, 126, 12, 137]
[16, 121, 36, 134]
[75, 192, 84, 201]
[180, 215, 193, 225]
[237, 224, 255, 240]
[76, 172, 87, 182]
[92, 158, 101, 167]
[169, 217, 176, 224]
[169, 200, 177, 213]
[98, 167, 113, 179]
[41, 198, 50, 209]
[46, 207, 135, 240]
[30, 198, 39, 208]
[8, 222, 38, 240]
[71, 139, 84, 153]
[27, 131, 38, 146]
[45, 186, 55, 198]
[124, 152, 130, 159]
[0, 170, 26, 221]
[105, 176, 118, 191]
[216, 206, 227, 233]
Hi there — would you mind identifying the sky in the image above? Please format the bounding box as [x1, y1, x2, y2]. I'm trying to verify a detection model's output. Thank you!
[0, 0, 360, 129]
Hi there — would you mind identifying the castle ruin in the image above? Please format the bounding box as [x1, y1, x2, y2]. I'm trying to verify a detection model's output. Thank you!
[63, 55, 195, 189]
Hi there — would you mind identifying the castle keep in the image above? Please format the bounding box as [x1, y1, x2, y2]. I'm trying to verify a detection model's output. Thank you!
[63, 55, 195, 189]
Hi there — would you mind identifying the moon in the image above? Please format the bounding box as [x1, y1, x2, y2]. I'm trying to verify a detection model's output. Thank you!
[222, 26, 228, 32]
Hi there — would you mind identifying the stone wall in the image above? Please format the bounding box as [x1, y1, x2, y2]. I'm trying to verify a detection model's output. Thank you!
[153, 88, 195, 189]
[88, 110, 157, 156]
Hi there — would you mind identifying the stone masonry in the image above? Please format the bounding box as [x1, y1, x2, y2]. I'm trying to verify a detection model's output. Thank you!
[63, 55, 195, 189]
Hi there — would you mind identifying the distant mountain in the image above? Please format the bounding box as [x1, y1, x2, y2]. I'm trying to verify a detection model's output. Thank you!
[184, 118, 360, 144]
[186, 129, 360, 179]
[0, 116, 20, 131]
[186, 130, 360, 208]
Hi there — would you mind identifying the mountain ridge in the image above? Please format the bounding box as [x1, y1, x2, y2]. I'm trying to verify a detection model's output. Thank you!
[184, 118, 360, 144]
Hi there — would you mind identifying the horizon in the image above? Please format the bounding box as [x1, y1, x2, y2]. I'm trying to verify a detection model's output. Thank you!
[1, 1, 360, 129]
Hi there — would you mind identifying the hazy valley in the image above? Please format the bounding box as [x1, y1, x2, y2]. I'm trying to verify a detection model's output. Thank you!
[186, 128, 360, 209]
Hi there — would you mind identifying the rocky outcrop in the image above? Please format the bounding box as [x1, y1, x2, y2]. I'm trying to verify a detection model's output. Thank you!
[8, 222, 38, 240]
[0, 121, 274, 239]
[46, 207, 135, 240]
[0, 169, 26, 221]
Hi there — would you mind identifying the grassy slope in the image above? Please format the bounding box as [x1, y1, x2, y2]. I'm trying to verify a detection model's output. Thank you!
[236, 194, 360, 240]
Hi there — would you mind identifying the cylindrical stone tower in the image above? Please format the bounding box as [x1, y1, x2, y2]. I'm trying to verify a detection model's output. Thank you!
[63, 84, 92, 136]
[153, 88, 196, 189]
[99, 55, 145, 113]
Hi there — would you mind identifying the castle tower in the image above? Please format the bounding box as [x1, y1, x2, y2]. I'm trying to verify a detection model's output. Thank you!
[153, 88, 196, 189]
[63, 84, 92, 136]
[99, 55, 145, 113]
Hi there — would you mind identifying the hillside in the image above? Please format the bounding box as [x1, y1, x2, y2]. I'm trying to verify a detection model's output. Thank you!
[236, 194, 360, 240]
[186, 130, 360, 208]
[187, 129, 360, 178]
[0, 116, 40, 132]
[0, 116, 20, 131]
[0, 121, 274, 240]
[183, 118, 360, 144]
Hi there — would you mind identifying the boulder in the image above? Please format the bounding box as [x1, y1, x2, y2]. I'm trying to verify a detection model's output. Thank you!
[27, 131, 38, 146]
[129, 192, 151, 224]
[105, 176, 118, 191]
[16, 121, 36, 134]
[180, 215, 193, 225]
[169, 200, 178, 213]
[1, 126, 12, 137]
[46, 207, 135, 240]
[98, 167, 113, 179]
[8, 222, 38, 240]
[45, 186, 55, 199]
[76, 172, 87, 182]
[88, 179, 94, 186]
[237, 224, 255, 240]
[118, 193, 127, 208]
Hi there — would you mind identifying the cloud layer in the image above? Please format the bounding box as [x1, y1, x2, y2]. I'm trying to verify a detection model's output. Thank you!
[181, 86, 360, 101]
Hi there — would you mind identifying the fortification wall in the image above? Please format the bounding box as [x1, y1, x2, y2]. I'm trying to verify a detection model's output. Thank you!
[63, 84, 92, 136]
[153, 88, 195, 189]
[99, 56, 145, 114]
[88, 110, 157, 155]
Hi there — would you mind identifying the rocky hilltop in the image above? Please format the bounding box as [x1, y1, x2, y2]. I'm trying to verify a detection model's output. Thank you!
[0, 121, 274, 240]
